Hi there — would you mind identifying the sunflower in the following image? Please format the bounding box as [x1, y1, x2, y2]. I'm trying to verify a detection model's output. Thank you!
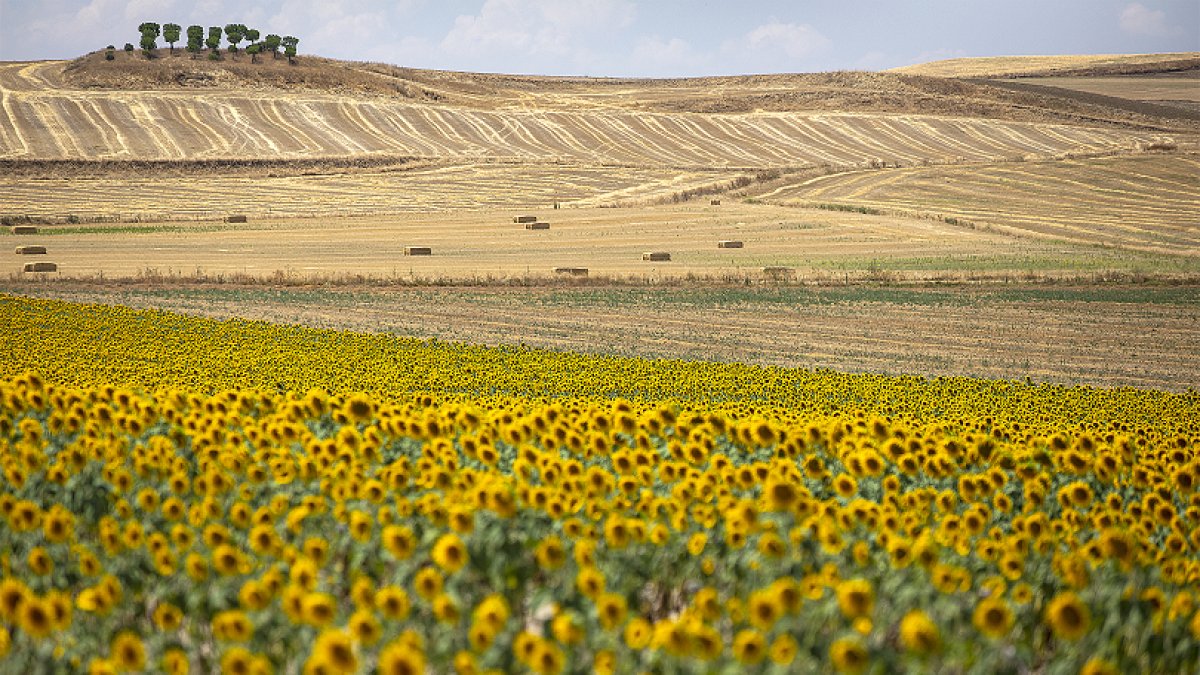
[0, 579, 29, 622]
[375, 586, 411, 620]
[213, 610, 254, 642]
[769, 634, 798, 666]
[829, 635, 868, 674]
[748, 589, 782, 630]
[19, 596, 54, 639]
[576, 566, 605, 599]
[433, 593, 460, 624]
[110, 631, 146, 671]
[550, 611, 584, 645]
[302, 592, 337, 627]
[833, 474, 858, 499]
[154, 602, 183, 631]
[414, 568, 443, 601]
[382, 526, 416, 560]
[1045, 592, 1091, 641]
[732, 629, 766, 665]
[972, 596, 1014, 639]
[835, 578, 874, 619]
[220, 647, 256, 675]
[432, 533, 468, 574]
[535, 536, 566, 570]
[310, 630, 357, 674]
[623, 617, 652, 649]
[596, 592, 627, 630]
[899, 610, 941, 655]
[530, 634, 561, 672]
[212, 545, 243, 576]
[161, 648, 189, 675]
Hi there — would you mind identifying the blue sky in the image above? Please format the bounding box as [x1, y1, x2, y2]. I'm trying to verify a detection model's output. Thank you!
[1, 0, 1197, 76]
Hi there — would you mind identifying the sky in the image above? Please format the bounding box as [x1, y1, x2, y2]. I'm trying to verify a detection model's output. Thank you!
[1, 0, 1197, 76]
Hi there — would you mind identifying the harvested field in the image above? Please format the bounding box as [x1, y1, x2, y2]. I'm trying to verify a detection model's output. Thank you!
[750, 153, 1200, 255]
[0, 163, 756, 221]
[1019, 75, 1200, 105]
[890, 52, 1200, 78]
[0, 62, 1155, 166]
[7, 203, 1195, 281]
[4, 282, 1196, 391]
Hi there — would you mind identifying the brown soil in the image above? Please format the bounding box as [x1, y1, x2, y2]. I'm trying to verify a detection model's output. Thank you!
[4, 281, 1195, 392]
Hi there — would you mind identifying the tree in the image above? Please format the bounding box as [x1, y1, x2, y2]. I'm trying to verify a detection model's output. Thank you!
[281, 36, 299, 64]
[245, 28, 260, 44]
[205, 26, 222, 52]
[264, 34, 282, 59]
[224, 24, 245, 57]
[247, 43, 261, 64]
[124, 43, 134, 52]
[105, 46, 115, 61]
[138, 22, 160, 39]
[163, 23, 181, 54]
[140, 31, 157, 59]
[186, 25, 203, 59]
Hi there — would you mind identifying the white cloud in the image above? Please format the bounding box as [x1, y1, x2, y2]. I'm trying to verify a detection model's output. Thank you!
[630, 35, 705, 73]
[440, 0, 635, 64]
[1119, 3, 1170, 36]
[739, 20, 830, 60]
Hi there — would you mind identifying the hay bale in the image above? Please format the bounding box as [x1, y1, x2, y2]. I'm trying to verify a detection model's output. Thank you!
[403, 246, 432, 256]
[642, 252, 671, 262]
[223, 215, 248, 223]
[23, 261, 57, 273]
[717, 240, 743, 249]
[553, 267, 588, 277]
[710, 199, 721, 206]
[11, 225, 38, 235]
[525, 222, 551, 230]
[763, 266, 795, 279]
[15, 245, 47, 254]
[513, 215, 538, 224]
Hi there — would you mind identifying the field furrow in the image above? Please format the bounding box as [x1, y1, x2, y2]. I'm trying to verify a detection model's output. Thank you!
[755, 153, 1200, 254]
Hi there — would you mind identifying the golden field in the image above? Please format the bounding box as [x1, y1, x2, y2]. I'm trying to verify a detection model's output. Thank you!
[0, 295, 1199, 673]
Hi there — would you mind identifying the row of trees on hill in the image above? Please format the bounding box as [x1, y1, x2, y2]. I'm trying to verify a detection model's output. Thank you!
[118, 23, 300, 64]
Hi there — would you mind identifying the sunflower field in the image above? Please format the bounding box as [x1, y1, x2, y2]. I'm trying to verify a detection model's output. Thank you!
[1, 295, 1198, 674]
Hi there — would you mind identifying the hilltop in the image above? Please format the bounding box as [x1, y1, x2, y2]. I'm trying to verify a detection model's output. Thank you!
[888, 52, 1200, 79]
[41, 48, 1197, 129]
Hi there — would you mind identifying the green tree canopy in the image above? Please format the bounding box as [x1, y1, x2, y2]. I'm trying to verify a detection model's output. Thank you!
[205, 26, 222, 51]
[163, 23, 181, 53]
[224, 23, 246, 55]
[137, 22, 160, 38]
[186, 25, 203, 58]
[282, 35, 299, 64]
[264, 34, 282, 58]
